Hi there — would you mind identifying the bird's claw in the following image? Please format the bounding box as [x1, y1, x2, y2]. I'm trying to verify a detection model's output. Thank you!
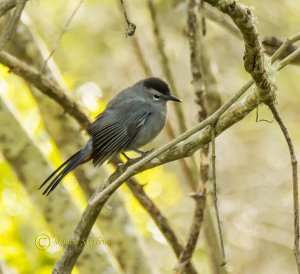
[124, 148, 155, 167]
[116, 163, 125, 174]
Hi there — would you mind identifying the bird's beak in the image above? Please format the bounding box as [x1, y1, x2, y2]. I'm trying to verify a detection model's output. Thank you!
[167, 94, 182, 102]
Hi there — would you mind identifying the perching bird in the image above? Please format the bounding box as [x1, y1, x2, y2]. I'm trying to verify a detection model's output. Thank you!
[39, 77, 181, 195]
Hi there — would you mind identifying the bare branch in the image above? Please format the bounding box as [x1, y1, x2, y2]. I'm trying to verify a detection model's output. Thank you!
[278, 47, 300, 71]
[270, 32, 300, 64]
[146, 0, 188, 134]
[0, 0, 27, 50]
[111, 157, 197, 274]
[262, 36, 300, 65]
[41, 0, 84, 73]
[131, 37, 152, 76]
[0, 0, 16, 17]
[212, 6, 300, 269]
[120, 0, 136, 36]
[268, 103, 299, 271]
[0, 51, 91, 128]
[203, 3, 241, 39]
[205, 0, 275, 104]
[132, 0, 199, 190]
[211, 125, 226, 265]
[174, 193, 205, 273]
[175, 0, 209, 272]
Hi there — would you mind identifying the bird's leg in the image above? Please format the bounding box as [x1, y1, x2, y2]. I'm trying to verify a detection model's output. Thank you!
[122, 152, 132, 161]
[132, 148, 154, 157]
[120, 152, 140, 167]
[121, 149, 155, 168]
[115, 162, 125, 174]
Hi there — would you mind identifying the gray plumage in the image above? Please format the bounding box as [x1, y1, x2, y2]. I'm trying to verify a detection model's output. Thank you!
[39, 77, 181, 195]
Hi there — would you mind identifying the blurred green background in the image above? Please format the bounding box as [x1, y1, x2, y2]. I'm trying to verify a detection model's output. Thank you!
[0, 0, 300, 273]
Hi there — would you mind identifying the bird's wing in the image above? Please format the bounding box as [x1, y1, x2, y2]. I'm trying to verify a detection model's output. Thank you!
[88, 105, 150, 167]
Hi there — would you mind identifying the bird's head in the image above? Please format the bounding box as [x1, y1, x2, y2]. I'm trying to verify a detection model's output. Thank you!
[138, 77, 182, 104]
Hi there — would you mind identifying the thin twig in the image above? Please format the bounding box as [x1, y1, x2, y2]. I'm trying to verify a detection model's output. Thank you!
[175, 0, 208, 272]
[270, 32, 300, 64]
[211, 125, 226, 265]
[174, 193, 205, 273]
[120, 0, 136, 37]
[146, 0, 188, 134]
[128, 15, 199, 191]
[146, 0, 199, 190]
[0, 0, 27, 51]
[278, 47, 300, 71]
[200, 0, 206, 36]
[41, 0, 84, 74]
[262, 37, 300, 65]
[268, 103, 300, 272]
[131, 37, 152, 76]
[203, 3, 241, 39]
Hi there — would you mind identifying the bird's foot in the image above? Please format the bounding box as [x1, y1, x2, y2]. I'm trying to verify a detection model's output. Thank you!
[116, 163, 125, 174]
[124, 157, 142, 167]
[132, 148, 154, 157]
[122, 149, 155, 168]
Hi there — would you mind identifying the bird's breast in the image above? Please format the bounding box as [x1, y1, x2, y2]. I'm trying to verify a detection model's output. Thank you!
[129, 107, 167, 149]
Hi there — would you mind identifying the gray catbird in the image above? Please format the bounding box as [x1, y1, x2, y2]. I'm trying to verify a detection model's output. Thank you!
[39, 77, 181, 195]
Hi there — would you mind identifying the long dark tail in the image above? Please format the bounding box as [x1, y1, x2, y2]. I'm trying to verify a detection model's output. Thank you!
[39, 141, 93, 195]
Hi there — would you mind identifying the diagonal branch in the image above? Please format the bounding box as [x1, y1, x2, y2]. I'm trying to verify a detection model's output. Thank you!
[0, 51, 91, 128]
[109, 158, 198, 273]
[0, 0, 16, 17]
[203, 3, 241, 39]
[0, 0, 28, 50]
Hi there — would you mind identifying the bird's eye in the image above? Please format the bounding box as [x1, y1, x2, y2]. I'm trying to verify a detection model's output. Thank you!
[153, 94, 160, 101]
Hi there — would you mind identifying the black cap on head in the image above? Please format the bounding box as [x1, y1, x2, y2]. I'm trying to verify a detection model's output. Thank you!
[142, 77, 171, 96]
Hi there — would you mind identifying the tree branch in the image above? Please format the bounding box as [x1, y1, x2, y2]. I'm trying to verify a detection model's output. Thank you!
[175, 1, 209, 272]
[268, 104, 299, 271]
[203, 3, 242, 39]
[113, 157, 198, 274]
[146, 0, 188, 134]
[120, 0, 136, 36]
[41, 0, 84, 73]
[0, 0, 16, 17]
[262, 35, 300, 65]
[198, 7, 300, 271]
[0, 0, 27, 50]
[0, 51, 91, 128]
